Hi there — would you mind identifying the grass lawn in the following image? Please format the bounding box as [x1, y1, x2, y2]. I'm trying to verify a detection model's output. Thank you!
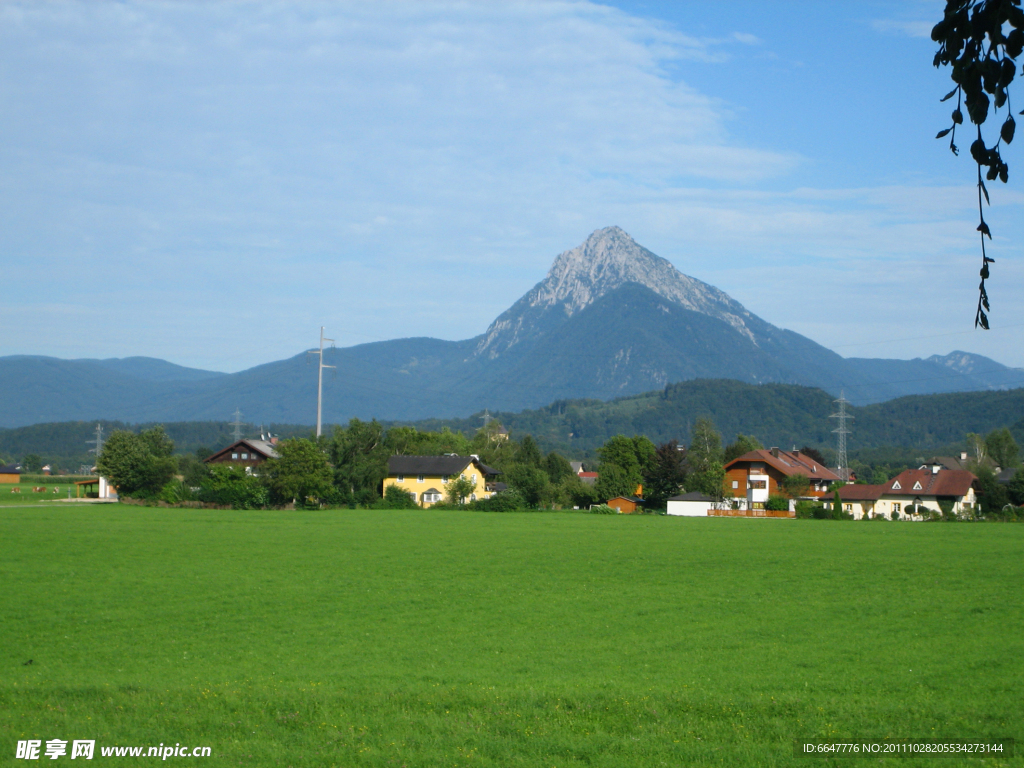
[0, 482, 85, 506]
[1, 507, 1021, 766]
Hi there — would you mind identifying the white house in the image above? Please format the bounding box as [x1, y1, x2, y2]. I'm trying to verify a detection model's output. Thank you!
[666, 492, 716, 517]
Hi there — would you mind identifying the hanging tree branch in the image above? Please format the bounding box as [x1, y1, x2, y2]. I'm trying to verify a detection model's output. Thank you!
[932, 0, 1022, 329]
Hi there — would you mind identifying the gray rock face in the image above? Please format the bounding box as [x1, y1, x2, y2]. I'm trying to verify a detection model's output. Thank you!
[474, 226, 757, 358]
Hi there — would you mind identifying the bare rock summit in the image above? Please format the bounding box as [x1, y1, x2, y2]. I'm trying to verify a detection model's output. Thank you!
[475, 226, 756, 358]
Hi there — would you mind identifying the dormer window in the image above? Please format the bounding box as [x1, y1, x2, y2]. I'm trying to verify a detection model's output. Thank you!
[913, 481, 922, 490]
[892, 481, 902, 490]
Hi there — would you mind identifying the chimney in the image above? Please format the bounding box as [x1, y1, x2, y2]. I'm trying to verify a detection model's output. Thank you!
[770, 447, 779, 458]
[793, 449, 801, 457]
[270, 436, 279, 445]
[960, 452, 967, 461]
[932, 465, 939, 475]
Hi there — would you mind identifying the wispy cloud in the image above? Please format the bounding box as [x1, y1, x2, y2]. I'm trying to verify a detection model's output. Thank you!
[872, 19, 934, 38]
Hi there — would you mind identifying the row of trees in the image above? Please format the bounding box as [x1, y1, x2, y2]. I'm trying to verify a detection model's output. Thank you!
[93, 417, 1024, 514]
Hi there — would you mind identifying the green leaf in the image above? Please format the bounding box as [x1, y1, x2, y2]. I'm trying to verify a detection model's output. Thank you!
[936, 127, 952, 138]
[940, 87, 959, 102]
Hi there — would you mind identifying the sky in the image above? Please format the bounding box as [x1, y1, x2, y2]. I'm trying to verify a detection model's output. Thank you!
[1, 0, 1022, 373]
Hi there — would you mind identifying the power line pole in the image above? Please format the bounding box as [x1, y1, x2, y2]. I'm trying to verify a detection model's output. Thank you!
[481, 409, 493, 427]
[307, 326, 335, 438]
[830, 390, 853, 482]
[86, 423, 104, 457]
[230, 409, 245, 442]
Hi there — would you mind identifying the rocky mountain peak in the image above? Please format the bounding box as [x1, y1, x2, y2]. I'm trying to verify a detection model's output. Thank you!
[474, 226, 758, 358]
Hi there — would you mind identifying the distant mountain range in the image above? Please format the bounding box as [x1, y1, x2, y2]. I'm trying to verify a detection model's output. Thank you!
[2, 226, 1023, 428]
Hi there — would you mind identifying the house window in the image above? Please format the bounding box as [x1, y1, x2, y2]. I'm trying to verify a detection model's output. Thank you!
[442, 475, 449, 483]
[460, 473, 466, 481]
[892, 503, 902, 513]
[241, 453, 248, 459]
[732, 480, 739, 489]
[409, 492, 417, 502]
[844, 504, 852, 512]
[470, 493, 477, 501]
[397, 474, 404, 482]
[749, 480, 767, 490]
[418, 475, 424, 483]
[231, 453, 238, 459]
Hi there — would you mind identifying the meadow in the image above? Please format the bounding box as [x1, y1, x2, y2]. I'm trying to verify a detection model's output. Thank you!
[1, 506, 1021, 767]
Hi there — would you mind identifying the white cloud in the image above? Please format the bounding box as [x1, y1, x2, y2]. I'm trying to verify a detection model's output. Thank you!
[0, 1, 1021, 372]
[872, 19, 934, 38]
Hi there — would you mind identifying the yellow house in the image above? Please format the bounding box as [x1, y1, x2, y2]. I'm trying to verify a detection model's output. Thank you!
[0, 464, 21, 484]
[384, 455, 498, 507]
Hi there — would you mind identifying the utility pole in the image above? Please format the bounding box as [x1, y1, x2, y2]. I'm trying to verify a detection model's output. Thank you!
[830, 390, 853, 483]
[307, 326, 335, 438]
[230, 409, 245, 442]
[86, 423, 104, 459]
[481, 409, 493, 427]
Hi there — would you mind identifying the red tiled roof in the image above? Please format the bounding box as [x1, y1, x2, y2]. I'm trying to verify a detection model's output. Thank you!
[579, 472, 599, 479]
[885, 468, 976, 498]
[725, 449, 841, 482]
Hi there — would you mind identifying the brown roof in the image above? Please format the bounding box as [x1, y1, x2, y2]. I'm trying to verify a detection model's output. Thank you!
[204, 439, 280, 463]
[725, 449, 841, 482]
[885, 468, 976, 498]
[837, 484, 885, 502]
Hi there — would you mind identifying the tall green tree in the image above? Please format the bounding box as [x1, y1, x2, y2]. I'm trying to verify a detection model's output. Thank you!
[985, 427, 1019, 469]
[331, 419, 388, 501]
[597, 435, 655, 496]
[688, 418, 723, 473]
[643, 440, 688, 508]
[724, 434, 762, 463]
[595, 463, 636, 501]
[515, 435, 544, 468]
[1006, 467, 1024, 506]
[544, 451, 574, 484]
[686, 418, 725, 500]
[505, 464, 549, 507]
[263, 438, 333, 505]
[96, 429, 175, 497]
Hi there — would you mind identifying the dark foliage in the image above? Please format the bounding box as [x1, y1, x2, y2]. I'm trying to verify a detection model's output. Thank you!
[933, 0, 1023, 327]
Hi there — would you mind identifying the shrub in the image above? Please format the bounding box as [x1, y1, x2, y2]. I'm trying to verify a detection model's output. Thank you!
[795, 500, 822, 519]
[587, 504, 618, 514]
[765, 495, 789, 512]
[198, 466, 269, 509]
[468, 490, 526, 512]
[380, 484, 418, 509]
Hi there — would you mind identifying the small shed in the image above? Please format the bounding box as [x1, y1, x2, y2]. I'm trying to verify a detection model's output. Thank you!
[0, 464, 21, 484]
[75, 476, 117, 499]
[666, 492, 716, 517]
[607, 496, 643, 514]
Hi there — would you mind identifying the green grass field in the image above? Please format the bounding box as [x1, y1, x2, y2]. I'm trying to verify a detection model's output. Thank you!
[0, 482, 84, 505]
[2, 507, 1021, 766]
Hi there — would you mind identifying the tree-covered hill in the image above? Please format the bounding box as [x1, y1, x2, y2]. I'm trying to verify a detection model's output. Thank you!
[2, 381, 1022, 471]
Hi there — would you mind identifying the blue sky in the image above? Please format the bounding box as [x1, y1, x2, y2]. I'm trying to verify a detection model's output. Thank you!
[2, 1, 1021, 372]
